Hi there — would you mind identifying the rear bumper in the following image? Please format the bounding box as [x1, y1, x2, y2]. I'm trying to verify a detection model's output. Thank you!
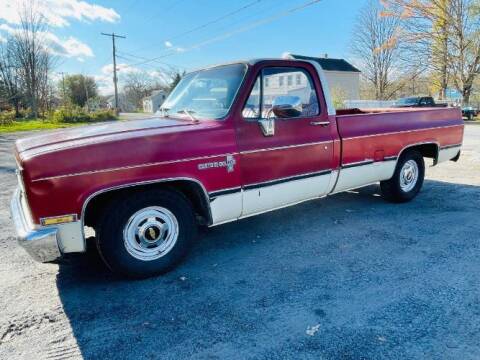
[10, 189, 61, 262]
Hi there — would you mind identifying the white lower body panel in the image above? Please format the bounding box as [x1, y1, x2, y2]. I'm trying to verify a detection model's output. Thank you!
[209, 172, 332, 226]
[332, 160, 396, 194]
[210, 192, 243, 225]
[241, 173, 332, 217]
[437, 146, 461, 164]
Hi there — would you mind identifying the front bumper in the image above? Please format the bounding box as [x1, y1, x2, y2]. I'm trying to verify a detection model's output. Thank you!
[10, 189, 62, 262]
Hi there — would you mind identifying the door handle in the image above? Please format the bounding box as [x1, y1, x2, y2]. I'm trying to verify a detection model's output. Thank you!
[310, 121, 330, 127]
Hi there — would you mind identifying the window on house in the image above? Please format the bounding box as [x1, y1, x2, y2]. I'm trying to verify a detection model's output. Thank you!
[279, 76, 284, 86]
[287, 75, 293, 86]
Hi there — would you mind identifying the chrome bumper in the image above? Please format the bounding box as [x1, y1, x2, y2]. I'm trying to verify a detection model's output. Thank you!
[10, 189, 62, 262]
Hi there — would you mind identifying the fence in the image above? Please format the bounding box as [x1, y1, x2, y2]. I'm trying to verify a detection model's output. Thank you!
[342, 100, 396, 109]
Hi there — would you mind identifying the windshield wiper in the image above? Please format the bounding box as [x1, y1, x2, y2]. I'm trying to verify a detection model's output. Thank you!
[177, 109, 198, 122]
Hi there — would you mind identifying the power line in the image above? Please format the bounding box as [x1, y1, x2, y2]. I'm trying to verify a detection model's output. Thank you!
[101, 32, 126, 111]
[115, 55, 175, 84]
[117, 51, 180, 70]
[128, 0, 265, 55]
[142, 0, 188, 27]
[167, 0, 263, 43]
[122, 0, 324, 69]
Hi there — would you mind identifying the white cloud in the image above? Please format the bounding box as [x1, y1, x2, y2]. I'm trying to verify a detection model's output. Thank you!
[45, 33, 94, 57]
[101, 63, 142, 76]
[0, 0, 120, 27]
[0, 23, 93, 58]
[164, 41, 185, 53]
[0, 34, 6, 43]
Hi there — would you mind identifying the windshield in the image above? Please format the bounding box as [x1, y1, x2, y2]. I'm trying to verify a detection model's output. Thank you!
[396, 97, 418, 105]
[160, 63, 247, 120]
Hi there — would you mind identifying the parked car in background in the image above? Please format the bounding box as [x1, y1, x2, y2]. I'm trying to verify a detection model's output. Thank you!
[10, 55, 464, 278]
[462, 106, 478, 120]
[394, 96, 448, 108]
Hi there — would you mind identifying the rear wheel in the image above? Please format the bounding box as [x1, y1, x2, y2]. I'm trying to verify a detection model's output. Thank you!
[96, 189, 197, 278]
[380, 150, 425, 203]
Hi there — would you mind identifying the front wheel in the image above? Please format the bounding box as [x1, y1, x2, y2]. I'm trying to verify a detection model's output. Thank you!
[380, 150, 425, 203]
[96, 189, 197, 278]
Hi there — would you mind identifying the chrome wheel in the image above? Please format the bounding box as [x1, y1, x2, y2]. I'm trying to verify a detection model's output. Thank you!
[400, 160, 419, 192]
[123, 206, 179, 261]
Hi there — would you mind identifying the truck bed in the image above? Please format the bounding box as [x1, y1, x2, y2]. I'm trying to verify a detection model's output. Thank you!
[336, 107, 464, 165]
[331, 107, 464, 193]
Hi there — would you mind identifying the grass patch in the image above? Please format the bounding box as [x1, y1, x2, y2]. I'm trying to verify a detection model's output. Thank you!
[0, 107, 118, 134]
[0, 119, 93, 134]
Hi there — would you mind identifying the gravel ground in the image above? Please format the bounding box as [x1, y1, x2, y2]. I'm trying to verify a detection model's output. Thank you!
[0, 125, 479, 360]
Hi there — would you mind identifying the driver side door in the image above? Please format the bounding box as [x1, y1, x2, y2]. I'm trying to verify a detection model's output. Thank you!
[236, 64, 335, 216]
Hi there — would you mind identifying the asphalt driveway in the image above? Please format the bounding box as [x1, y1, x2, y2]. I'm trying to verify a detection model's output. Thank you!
[0, 125, 479, 359]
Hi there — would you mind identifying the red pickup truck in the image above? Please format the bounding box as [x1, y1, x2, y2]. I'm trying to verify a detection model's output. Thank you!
[10, 55, 464, 278]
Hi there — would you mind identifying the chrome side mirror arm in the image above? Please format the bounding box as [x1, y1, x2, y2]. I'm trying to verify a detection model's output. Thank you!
[258, 118, 275, 137]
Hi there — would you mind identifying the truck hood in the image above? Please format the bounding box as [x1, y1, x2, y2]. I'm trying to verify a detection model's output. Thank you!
[16, 117, 194, 157]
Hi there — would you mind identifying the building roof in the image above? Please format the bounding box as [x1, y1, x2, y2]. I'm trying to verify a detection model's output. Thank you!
[290, 54, 361, 73]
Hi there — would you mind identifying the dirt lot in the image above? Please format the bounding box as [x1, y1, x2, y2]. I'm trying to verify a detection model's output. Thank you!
[0, 125, 479, 360]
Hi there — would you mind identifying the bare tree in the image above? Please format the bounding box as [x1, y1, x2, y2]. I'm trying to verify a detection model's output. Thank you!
[351, 0, 402, 100]
[9, 1, 55, 117]
[449, 0, 480, 104]
[0, 39, 22, 117]
[123, 72, 154, 110]
[123, 71, 170, 110]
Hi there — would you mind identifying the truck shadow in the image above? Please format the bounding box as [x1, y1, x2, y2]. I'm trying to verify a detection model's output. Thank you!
[55, 179, 480, 359]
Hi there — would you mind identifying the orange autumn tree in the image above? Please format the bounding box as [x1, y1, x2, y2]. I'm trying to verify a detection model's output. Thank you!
[380, 0, 452, 99]
[381, 0, 480, 104]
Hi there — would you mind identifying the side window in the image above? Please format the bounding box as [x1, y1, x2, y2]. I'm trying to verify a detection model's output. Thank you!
[262, 67, 319, 118]
[242, 76, 261, 119]
[242, 67, 320, 119]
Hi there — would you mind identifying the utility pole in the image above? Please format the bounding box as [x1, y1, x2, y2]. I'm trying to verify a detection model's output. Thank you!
[58, 72, 66, 104]
[101, 32, 126, 112]
[83, 74, 90, 112]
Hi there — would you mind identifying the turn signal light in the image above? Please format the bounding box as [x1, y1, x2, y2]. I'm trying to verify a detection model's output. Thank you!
[40, 215, 77, 226]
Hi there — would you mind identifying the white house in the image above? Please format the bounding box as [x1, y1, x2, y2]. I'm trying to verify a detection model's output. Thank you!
[106, 94, 136, 112]
[290, 54, 361, 100]
[143, 90, 167, 113]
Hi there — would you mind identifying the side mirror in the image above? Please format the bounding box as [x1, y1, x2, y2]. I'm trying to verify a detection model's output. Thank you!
[271, 96, 302, 118]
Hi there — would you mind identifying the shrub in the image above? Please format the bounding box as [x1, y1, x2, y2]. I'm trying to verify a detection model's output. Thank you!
[0, 110, 15, 126]
[90, 109, 117, 122]
[52, 106, 117, 123]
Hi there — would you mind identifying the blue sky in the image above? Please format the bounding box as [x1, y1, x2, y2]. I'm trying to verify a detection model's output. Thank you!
[0, 0, 367, 94]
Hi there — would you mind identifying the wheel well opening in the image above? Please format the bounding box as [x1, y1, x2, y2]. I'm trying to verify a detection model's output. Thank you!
[401, 143, 439, 163]
[83, 181, 212, 229]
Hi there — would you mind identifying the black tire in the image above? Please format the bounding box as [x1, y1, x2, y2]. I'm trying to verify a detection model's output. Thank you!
[96, 189, 197, 279]
[380, 150, 425, 203]
[468, 113, 473, 121]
